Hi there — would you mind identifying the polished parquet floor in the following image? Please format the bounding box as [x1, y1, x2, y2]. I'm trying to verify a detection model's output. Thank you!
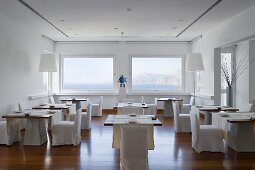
[0, 113, 255, 170]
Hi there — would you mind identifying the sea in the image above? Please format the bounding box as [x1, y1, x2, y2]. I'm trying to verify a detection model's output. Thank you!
[64, 83, 181, 91]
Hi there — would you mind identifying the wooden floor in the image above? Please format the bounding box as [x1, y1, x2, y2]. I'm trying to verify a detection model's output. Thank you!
[1, 114, 255, 170]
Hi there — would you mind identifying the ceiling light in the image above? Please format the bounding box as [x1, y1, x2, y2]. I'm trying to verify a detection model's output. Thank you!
[171, 26, 178, 30]
[126, 8, 132, 12]
[59, 19, 65, 22]
[114, 28, 119, 30]
[178, 19, 183, 22]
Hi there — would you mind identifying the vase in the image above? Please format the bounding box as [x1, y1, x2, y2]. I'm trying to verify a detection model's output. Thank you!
[118, 87, 126, 103]
[226, 86, 233, 107]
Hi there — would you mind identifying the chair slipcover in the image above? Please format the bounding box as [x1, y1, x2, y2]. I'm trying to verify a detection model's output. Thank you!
[190, 108, 225, 153]
[238, 103, 252, 112]
[120, 125, 148, 170]
[81, 102, 92, 130]
[172, 102, 191, 133]
[70, 102, 91, 129]
[91, 96, 103, 116]
[52, 109, 82, 146]
[123, 98, 135, 103]
[49, 96, 55, 104]
[143, 104, 157, 115]
[0, 121, 9, 145]
[143, 98, 157, 115]
[122, 105, 143, 115]
[182, 96, 194, 114]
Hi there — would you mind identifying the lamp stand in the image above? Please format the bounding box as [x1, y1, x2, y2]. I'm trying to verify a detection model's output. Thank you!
[48, 72, 50, 101]
[193, 71, 196, 106]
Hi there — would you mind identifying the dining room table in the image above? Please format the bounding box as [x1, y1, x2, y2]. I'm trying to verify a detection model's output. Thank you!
[212, 112, 255, 152]
[2, 109, 63, 145]
[157, 98, 183, 117]
[113, 102, 148, 114]
[32, 103, 76, 120]
[199, 105, 239, 125]
[60, 98, 88, 111]
[104, 114, 162, 150]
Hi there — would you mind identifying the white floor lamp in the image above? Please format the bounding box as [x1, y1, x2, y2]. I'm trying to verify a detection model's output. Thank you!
[186, 53, 204, 105]
[39, 54, 57, 100]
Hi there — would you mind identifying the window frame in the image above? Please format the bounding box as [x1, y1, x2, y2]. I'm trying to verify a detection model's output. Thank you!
[129, 55, 185, 94]
[60, 54, 116, 94]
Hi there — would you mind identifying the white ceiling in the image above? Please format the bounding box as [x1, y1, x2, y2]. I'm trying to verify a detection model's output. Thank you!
[1, 0, 255, 41]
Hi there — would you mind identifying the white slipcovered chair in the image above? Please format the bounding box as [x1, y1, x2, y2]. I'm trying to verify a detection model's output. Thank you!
[144, 98, 157, 115]
[91, 96, 103, 117]
[172, 101, 191, 133]
[81, 102, 92, 130]
[123, 98, 135, 103]
[52, 109, 82, 146]
[120, 125, 148, 170]
[70, 103, 92, 129]
[122, 105, 143, 115]
[190, 108, 225, 153]
[49, 96, 55, 104]
[182, 96, 194, 114]
[238, 103, 253, 112]
[0, 121, 9, 145]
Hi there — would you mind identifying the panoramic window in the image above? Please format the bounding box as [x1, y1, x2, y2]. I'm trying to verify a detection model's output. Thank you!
[131, 57, 183, 91]
[62, 56, 114, 92]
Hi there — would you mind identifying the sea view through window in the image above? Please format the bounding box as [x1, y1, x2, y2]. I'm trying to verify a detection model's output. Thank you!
[62, 57, 114, 91]
[132, 57, 183, 91]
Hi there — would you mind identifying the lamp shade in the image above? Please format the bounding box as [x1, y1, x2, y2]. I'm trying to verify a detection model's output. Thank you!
[39, 54, 57, 72]
[186, 53, 204, 71]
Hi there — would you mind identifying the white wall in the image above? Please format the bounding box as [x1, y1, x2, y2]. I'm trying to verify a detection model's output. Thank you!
[249, 40, 255, 107]
[54, 41, 191, 108]
[0, 11, 53, 116]
[235, 42, 249, 108]
[191, 4, 255, 105]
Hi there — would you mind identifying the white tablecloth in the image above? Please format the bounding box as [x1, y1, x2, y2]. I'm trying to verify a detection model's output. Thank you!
[112, 115, 155, 150]
[212, 112, 255, 139]
[212, 112, 255, 152]
[5, 110, 63, 145]
[116, 103, 147, 115]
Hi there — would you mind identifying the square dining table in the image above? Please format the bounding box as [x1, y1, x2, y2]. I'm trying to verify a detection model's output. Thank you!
[60, 98, 88, 110]
[32, 103, 76, 120]
[212, 112, 255, 152]
[157, 98, 183, 117]
[2, 110, 62, 145]
[104, 114, 162, 150]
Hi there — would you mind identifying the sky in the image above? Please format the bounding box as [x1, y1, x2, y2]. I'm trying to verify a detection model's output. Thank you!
[132, 58, 182, 75]
[64, 57, 113, 84]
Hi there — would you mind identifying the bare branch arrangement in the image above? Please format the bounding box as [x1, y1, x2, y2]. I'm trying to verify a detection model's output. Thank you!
[221, 51, 254, 87]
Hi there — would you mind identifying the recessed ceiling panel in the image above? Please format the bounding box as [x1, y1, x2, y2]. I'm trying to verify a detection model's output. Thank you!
[0, 0, 255, 41]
